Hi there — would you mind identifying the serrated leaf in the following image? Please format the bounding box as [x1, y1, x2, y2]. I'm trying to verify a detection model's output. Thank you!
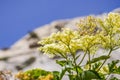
[60, 69, 67, 80]
[116, 66, 120, 74]
[92, 62, 102, 70]
[52, 71, 60, 80]
[56, 60, 67, 67]
[81, 70, 101, 80]
[72, 66, 83, 74]
[68, 74, 77, 80]
[108, 60, 120, 74]
[88, 55, 110, 64]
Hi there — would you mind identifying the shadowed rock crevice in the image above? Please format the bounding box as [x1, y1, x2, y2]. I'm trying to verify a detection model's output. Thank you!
[15, 57, 36, 70]
[29, 42, 42, 48]
[27, 31, 40, 40]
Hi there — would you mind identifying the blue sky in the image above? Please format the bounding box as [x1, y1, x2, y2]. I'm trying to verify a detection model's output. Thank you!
[0, 0, 120, 48]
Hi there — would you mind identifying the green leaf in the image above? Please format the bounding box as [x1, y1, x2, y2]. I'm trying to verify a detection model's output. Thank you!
[88, 55, 110, 64]
[81, 70, 101, 80]
[24, 68, 51, 79]
[60, 69, 67, 80]
[68, 74, 77, 80]
[116, 66, 120, 74]
[77, 66, 83, 74]
[108, 60, 120, 74]
[72, 66, 83, 74]
[52, 71, 60, 80]
[92, 62, 102, 70]
[56, 60, 67, 67]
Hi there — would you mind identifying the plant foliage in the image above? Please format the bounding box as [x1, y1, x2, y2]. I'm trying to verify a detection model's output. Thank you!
[16, 12, 120, 80]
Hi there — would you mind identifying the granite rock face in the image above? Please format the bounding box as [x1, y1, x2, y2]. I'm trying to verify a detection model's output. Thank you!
[0, 9, 120, 79]
[0, 19, 74, 73]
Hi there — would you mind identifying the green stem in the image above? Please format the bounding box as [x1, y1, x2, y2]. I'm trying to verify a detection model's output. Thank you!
[97, 48, 112, 71]
[67, 45, 79, 78]
[78, 51, 87, 65]
[88, 50, 91, 70]
[73, 54, 79, 74]
[60, 37, 79, 78]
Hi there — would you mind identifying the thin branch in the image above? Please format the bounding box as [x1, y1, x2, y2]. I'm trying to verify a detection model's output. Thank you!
[97, 48, 112, 71]
[78, 51, 87, 65]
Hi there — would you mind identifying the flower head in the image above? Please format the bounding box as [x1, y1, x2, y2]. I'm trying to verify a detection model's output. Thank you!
[38, 28, 81, 56]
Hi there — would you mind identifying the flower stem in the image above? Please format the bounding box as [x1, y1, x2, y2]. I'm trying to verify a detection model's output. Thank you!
[78, 51, 87, 65]
[88, 51, 91, 70]
[67, 45, 79, 77]
[97, 49, 112, 71]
